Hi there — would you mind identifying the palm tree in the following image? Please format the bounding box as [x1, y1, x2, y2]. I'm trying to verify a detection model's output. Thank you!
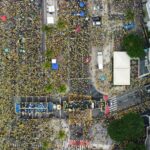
[42, 24, 55, 33]
[43, 61, 50, 69]
[57, 130, 66, 140]
[42, 141, 49, 150]
[45, 84, 53, 93]
[56, 18, 68, 30]
[57, 84, 67, 93]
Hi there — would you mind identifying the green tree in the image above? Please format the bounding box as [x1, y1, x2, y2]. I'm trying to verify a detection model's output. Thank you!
[45, 84, 53, 93]
[122, 33, 145, 58]
[125, 9, 134, 21]
[57, 84, 67, 93]
[108, 113, 145, 143]
[42, 140, 50, 150]
[42, 24, 55, 33]
[126, 142, 146, 150]
[45, 49, 53, 59]
[56, 18, 68, 30]
[43, 61, 50, 69]
[58, 130, 66, 140]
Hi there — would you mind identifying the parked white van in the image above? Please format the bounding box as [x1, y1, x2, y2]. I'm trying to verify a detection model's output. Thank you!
[97, 52, 103, 70]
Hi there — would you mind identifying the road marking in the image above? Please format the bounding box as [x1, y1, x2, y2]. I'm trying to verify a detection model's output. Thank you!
[109, 97, 117, 112]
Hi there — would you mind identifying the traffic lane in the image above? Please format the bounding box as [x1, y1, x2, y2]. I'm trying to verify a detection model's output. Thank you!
[116, 92, 142, 110]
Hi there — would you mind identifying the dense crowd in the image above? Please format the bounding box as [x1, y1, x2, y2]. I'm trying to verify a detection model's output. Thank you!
[0, 0, 47, 97]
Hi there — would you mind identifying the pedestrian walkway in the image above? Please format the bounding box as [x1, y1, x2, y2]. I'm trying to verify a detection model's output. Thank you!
[109, 97, 117, 112]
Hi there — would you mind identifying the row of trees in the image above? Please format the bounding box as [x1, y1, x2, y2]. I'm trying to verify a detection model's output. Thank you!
[108, 113, 146, 150]
[42, 18, 68, 94]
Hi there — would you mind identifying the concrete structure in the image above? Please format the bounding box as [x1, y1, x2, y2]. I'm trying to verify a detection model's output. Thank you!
[113, 52, 130, 85]
[14, 96, 61, 119]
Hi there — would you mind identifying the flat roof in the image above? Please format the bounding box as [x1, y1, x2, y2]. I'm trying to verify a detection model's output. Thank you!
[146, 0, 150, 19]
[113, 52, 130, 85]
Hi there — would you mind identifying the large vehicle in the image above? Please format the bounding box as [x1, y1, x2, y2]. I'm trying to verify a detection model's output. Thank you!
[123, 22, 135, 30]
[97, 52, 103, 70]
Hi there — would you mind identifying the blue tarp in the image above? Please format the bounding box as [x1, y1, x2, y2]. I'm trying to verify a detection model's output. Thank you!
[79, 11, 85, 17]
[15, 103, 20, 113]
[72, 11, 85, 17]
[79, 2, 85, 8]
[52, 63, 58, 70]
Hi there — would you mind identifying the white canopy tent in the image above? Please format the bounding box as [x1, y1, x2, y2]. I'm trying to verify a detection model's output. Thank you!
[48, 6, 55, 13]
[113, 52, 130, 85]
[47, 16, 54, 24]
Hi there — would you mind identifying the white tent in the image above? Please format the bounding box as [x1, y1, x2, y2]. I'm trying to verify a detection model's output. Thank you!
[52, 59, 56, 64]
[48, 6, 55, 13]
[47, 16, 54, 24]
[113, 52, 130, 85]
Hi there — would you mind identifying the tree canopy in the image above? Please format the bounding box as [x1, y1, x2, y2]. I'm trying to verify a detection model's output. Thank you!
[57, 130, 66, 140]
[45, 84, 53, 93]
[43, 61, 50, 69]
[56, 18, 68, 30]
[42, 24, 55, 33]
[57, 84, 67, 93]
[108, 113, 145, 143]
[126, 142, 146, 150]
[122, 33, 145, 58]
[45, 49, 53, 59]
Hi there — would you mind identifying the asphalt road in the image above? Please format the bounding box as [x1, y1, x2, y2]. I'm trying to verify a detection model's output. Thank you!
[109, 87, 150, 112]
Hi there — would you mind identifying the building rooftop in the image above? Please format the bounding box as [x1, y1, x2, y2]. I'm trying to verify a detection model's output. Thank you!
[113, 52, 130, 85]
[139, 48, 150, 77]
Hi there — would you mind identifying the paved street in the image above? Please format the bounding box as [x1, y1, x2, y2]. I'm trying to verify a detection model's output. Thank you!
[109, 87, 150, 112]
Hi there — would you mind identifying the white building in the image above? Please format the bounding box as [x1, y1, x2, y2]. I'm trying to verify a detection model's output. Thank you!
[139, 48, 150, 77]
[113, 52, 130, 85]
[146, 0, 150, 30]
[139, 1, 150, 77]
